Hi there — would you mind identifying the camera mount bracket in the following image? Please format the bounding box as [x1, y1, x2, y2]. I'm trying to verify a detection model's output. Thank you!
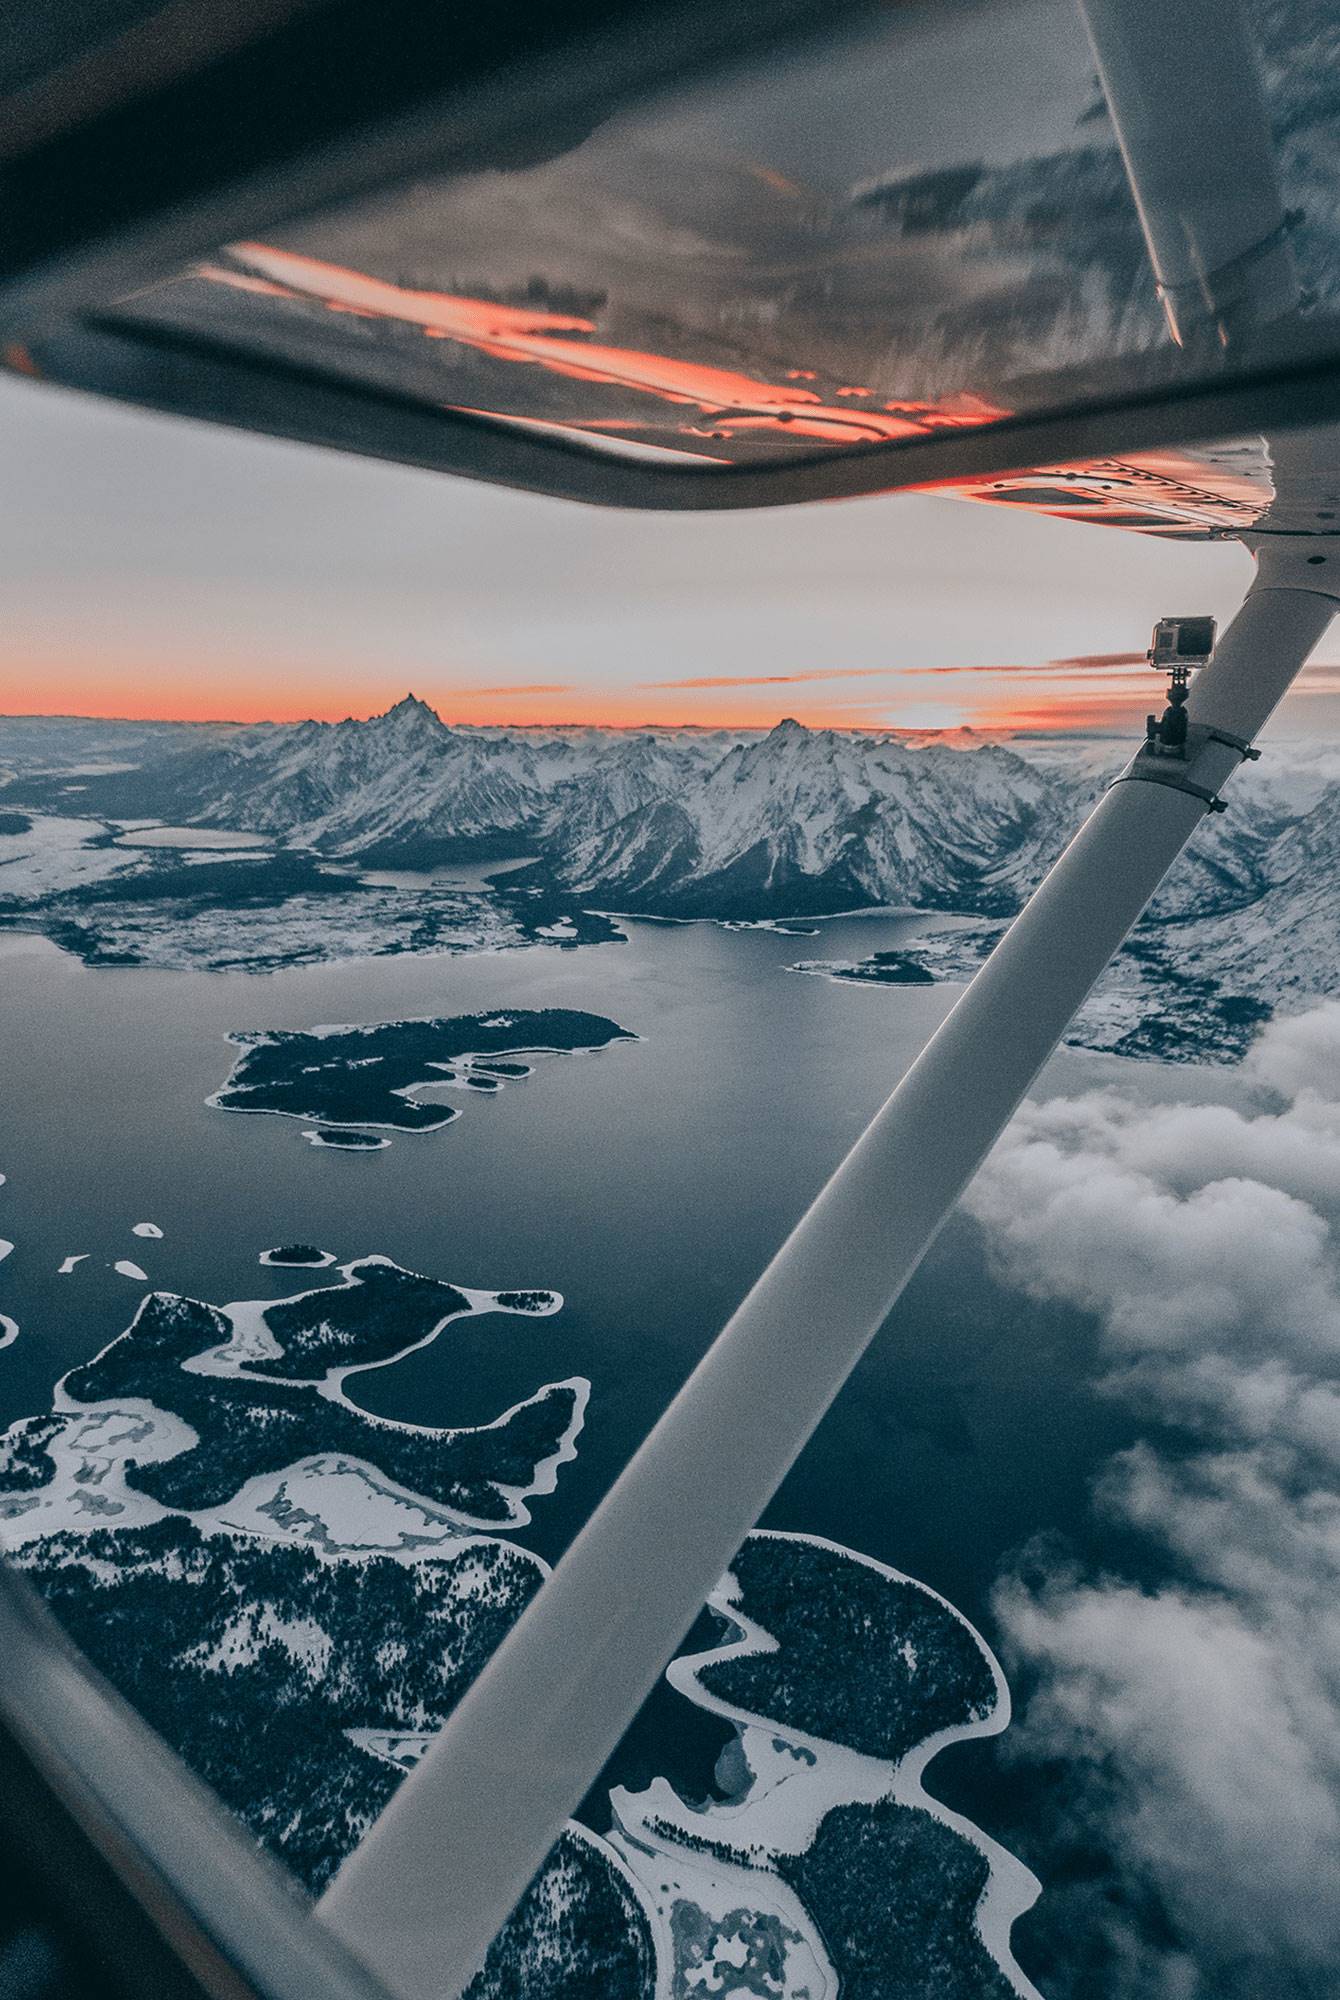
[1108, 719, 1264, 814]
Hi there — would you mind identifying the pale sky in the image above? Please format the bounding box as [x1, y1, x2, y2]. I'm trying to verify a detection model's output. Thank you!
[3, 370, 1338, 734]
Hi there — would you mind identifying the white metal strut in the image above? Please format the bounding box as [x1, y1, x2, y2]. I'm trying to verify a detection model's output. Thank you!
[318, 6, 1330, 1994]
[319, 543, 1340, 1998]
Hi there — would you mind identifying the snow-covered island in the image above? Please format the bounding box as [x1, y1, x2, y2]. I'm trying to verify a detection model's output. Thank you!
[792, 948, 936, 987]
[1, 1252, 1041, 1998]
[6, 1258, 577, 1520]
[611, 1531, 1040, 2000]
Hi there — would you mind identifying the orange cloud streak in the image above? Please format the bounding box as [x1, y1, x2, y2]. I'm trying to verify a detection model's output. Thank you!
[13, 648, 1339, 734]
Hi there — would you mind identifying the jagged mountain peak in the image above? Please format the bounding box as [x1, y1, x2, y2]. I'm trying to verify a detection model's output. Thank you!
[371, 692, 452, 736]
[29, 707, 1076, 908]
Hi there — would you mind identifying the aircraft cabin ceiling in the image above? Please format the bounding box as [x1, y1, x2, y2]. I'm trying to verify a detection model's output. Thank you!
[5, 0, 1340, 523]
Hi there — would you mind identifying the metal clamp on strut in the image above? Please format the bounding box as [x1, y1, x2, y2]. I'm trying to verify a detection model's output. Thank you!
[1204, 727, 1261, 762]
[1108, 766, 1227, 812]
[1106, 720, 1246, 814]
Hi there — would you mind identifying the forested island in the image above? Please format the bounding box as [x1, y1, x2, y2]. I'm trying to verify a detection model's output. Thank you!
[59, 1259, 576, 1519]
[612, 1531, 1037, 2000]
[792, 948, 937, 987]
[211, 1007, 636, 1141]
[2, 1265, 1036, 1999]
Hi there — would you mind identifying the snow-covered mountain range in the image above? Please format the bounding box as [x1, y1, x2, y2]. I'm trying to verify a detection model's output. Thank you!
[548, 717, 1075, 918]
[5, 698, 730, 869]
[4, 700, 1338, 1027]
[6, 699, 1078, 913]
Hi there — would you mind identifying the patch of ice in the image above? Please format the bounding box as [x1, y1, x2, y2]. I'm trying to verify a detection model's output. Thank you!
[113, 1260, 148, 1281]
[0, 1400, 198, 1545]
[132, 1223, 164, 1239]
[300, 1129, 391, 1151]
[116, 826, 272, 851]
[58, 1254, 89, 1274]
[0, 812, 148, 901]
[212, 1456, 496, 1555]
[0, 1315, 17, 1350]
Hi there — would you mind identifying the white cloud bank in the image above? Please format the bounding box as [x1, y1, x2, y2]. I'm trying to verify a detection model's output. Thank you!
[964, 1002, 1340, 1998]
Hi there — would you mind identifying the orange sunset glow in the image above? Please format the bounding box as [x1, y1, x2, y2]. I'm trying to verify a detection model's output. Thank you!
[16, 647, 1333, 733]
[10, 321, 1337, 745]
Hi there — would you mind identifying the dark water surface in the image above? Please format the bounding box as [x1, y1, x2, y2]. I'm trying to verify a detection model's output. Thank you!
[0, 914, 1248, 1870]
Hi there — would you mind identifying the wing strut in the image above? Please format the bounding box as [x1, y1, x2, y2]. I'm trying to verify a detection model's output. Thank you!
[318, 8, 1330, 1995]
[319, 535, 1339, 1996]
[1077, 0, 1299, 345]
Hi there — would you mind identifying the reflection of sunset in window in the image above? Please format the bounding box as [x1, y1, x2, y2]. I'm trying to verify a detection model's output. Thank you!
[188, 243, 1010, 457]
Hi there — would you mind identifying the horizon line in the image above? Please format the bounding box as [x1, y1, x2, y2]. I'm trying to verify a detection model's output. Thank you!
[0, 705, 1136, 739]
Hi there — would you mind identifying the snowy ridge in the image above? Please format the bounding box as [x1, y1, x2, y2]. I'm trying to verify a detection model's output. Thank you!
[3, 703, 1068, 902]
[8, 706, 1338, 1030]
[7, 697, 726, 864]
[555, 718, 1074, 918]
